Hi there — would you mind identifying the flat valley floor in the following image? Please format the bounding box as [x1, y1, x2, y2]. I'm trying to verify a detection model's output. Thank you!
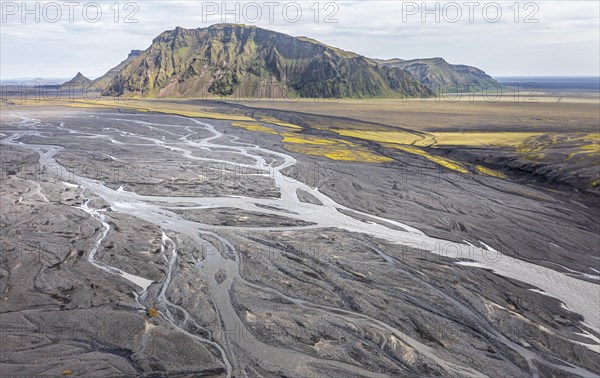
[1, 99, 599, 377]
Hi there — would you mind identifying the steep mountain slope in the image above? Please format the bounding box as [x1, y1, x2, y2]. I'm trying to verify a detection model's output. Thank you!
[61, 72, 92, 88]
[93, 50, 143, 90]
[103, 24, 431, 99]
[375, 57, 500, 91]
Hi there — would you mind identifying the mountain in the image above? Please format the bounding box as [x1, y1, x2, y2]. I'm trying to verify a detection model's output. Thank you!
[374, 57, 500, 91]
[61, 72, 92, 88]
[93, 50, 143, 89]
[102, 24, 432, 99]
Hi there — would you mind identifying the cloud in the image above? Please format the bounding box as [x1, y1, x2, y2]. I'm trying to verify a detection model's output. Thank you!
[1, 0, 598, 78]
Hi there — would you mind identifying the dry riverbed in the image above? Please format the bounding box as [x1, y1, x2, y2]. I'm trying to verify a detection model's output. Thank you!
[1, 105, 598, 377]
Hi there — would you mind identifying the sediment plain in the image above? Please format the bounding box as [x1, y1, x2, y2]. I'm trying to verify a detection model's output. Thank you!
[1, 102, 599, 377]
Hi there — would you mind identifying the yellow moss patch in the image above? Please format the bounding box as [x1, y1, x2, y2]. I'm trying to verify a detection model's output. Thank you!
[230, 122, 277, 134]
[333, 129, 424, 145]
[525, 153, 546, 161]
[430, 132, 543, 147]
[475, 165, 507, 179]
[331, 130, 545, 149]
[285, 144, 392, 163]
[58, 100, 151, 113]
[569, 133, 600, 142]
[62, 370, 73, 376]
[280, 132, 342, 146]
[280, 132, 391, 162]
[567, 144, 600, 160]
[323, 149, 392, 162]
[259, 116, 303, 130]
[55, 100, 254, 121]
[147, 308, 159, 318]
[389, 145, 469, 174]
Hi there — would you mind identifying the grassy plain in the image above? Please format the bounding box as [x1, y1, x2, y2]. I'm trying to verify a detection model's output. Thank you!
[3, 93, 598, 185]
[232, 96, 600, 132]
[226, 95, 599, 183]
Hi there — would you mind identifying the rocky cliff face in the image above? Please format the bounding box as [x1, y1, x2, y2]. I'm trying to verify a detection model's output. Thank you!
[375, 57, 500, 91]
[103, 24, 432, 99]
[93, 50, 143, 90]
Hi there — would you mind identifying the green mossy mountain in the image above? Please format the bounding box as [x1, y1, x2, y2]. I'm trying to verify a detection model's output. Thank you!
[375, 57, 500, 91]
[93, 50, 143, 90]
[103, 24, 432, 99]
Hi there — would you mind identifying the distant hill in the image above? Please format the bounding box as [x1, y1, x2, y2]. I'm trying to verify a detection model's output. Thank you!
[93, 50, 143, 89]
[374, 57, 500, 91]
[102, 24, 432, 99]
[0, 77, 68, 86]
[61, 72, 92, 88]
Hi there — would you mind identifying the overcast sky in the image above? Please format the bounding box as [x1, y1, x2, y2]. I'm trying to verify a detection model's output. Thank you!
[1, 1, 599, 79]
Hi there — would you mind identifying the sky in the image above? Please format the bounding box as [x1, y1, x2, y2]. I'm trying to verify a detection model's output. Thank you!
[1, 0, 599, 79]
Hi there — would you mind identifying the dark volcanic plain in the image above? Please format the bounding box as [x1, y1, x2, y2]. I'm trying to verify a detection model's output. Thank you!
[0, 102, 599, 378]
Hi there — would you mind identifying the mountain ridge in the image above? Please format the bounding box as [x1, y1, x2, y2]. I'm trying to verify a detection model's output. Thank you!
[92, 50, 143, 90]
[375, 57, 500, 91]
[102, 24, 432, 99]
[99, 24, 501, 98]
